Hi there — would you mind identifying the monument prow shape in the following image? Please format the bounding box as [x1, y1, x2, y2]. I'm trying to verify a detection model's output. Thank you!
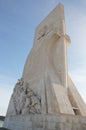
[4, 3, 86, 130]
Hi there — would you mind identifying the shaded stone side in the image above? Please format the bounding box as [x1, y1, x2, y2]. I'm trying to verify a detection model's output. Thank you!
[4, 114, 86, 130]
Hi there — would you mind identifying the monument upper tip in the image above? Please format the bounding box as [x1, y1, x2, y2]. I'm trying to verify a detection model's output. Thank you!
[54, 2, 64, 8]
[58, 2, 64, 6]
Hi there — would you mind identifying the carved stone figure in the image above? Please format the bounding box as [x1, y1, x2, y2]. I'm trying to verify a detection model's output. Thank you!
[16, 78, 24, 86]
[12, 81, 41, 115]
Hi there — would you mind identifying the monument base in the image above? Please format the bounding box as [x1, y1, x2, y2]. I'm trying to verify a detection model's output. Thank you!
[3, 114, 86, 130]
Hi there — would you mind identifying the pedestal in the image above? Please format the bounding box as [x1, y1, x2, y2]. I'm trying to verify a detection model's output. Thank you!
[4, 114, 86, 130]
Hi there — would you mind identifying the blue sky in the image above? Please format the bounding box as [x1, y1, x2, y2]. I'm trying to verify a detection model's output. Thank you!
[0, 0, 86, 115]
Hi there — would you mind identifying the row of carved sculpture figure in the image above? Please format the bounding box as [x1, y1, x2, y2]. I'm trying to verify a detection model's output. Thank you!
[12, 78, 41, 115]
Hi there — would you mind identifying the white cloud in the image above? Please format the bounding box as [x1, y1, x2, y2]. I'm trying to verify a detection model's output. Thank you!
[66, 5, 86, 105]
[66, 6, 86, 60]
[69, 68, 86, 104]
[0, 87, 12, 116]
[0, 75, 16, 116]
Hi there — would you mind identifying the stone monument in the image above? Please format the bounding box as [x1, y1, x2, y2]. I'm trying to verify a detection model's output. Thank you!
[4, 3, 86, 130]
